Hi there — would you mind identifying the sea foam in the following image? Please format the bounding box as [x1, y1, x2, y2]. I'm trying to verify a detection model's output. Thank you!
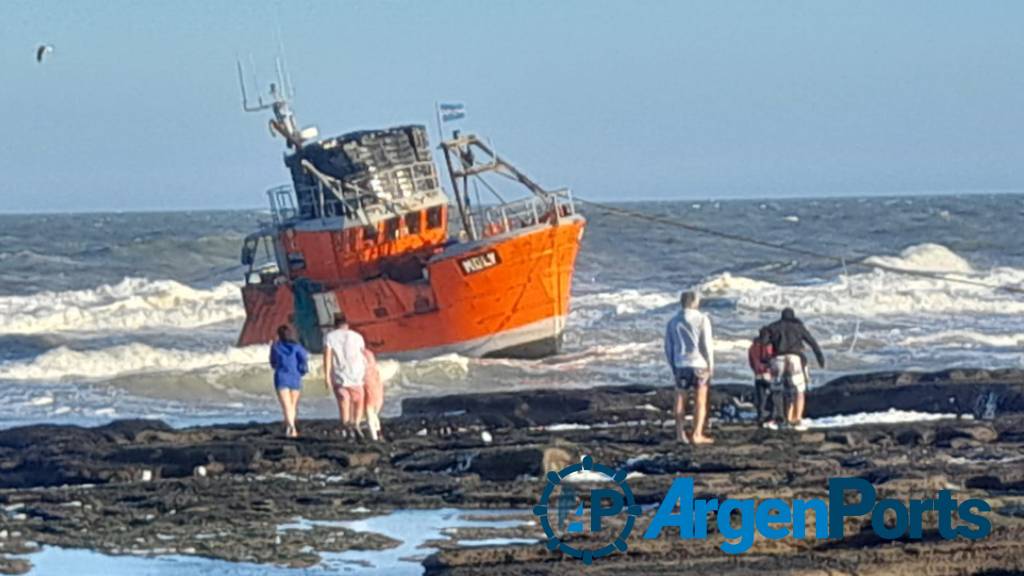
[863, 243, 975, 274]
[700, 244, 1024, 317]
[0, 278, 243, 335]
[0, 342, 268, 381]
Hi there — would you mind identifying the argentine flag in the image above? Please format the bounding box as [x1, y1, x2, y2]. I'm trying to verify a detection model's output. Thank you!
[439, 102, 466, 122]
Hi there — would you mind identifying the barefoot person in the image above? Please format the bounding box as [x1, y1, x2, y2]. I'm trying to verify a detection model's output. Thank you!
[269, 325, 309, 438]
[362, 348, 385, 441]
[323, 314, 367, 438]
[766, 307, 825, 430]
[664, 291, 715, 444]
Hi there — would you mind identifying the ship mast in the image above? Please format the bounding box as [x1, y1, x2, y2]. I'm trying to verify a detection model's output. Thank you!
[236, 57, 309, 149]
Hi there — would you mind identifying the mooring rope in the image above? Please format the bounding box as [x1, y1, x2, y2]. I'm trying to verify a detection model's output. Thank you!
[575, 198, 1024, 295]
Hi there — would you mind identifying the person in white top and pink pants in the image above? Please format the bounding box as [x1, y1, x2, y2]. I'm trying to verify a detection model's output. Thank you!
[323, 313, 367, 438]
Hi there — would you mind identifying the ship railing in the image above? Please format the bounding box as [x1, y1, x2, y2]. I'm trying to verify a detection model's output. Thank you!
[266, 185, 326, 225]
[269, 182, 576, 235]
[551, 188, 577, 217]
[476, 189, 576, 237]
[266, 185, 298, 225]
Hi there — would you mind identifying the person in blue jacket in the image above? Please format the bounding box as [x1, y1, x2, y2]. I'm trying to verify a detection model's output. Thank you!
[270, 324, 309, 438]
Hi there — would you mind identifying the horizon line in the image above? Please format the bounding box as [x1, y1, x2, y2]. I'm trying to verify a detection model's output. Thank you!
[1, 187, 1022, 216]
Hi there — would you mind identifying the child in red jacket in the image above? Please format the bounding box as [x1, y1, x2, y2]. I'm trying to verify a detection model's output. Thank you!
[748, 327, 775, 426]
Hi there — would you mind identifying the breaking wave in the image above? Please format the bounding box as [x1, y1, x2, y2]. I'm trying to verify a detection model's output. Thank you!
[0, 278, 243, 335]
[0, 249, 82, 267]
[1, 238, 1021, 427]
[558, 244, 1024, 384]
[700, 244, 1024, 317]
[570, 244, 1024, 322]
[807, 408, 963, 429]
[899, 331, 1024, 349]
[573, 289, 677, 316]
[863, 243, 975, 274]
[0, 343, 268, 382]
[0, 341, 405, 404]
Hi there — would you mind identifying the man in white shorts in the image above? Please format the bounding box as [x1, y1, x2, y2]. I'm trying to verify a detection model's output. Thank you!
[766, 308, 825, 430]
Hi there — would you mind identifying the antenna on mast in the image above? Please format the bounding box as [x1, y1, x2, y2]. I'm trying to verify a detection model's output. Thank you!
[236, 58, 249, 109]
[283, 55, 295, 99]
[275, 57, 289, 101]
[236, 51, 317, 148]
[250, 54, 265, 108]
[274, 21, 296, 99]
[237, 57, 269, 112]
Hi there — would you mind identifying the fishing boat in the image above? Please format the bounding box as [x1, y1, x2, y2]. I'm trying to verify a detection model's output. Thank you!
[234, 75, 585, 359]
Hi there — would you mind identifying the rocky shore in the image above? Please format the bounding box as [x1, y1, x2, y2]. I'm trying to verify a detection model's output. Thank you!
[1, 368, 1023, 574]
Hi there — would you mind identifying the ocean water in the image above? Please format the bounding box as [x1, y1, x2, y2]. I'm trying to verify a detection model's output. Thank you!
[1, 195, 1023, 428]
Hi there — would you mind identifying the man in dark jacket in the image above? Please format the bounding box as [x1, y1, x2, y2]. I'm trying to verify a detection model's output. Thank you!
[766, 308, 825, 429]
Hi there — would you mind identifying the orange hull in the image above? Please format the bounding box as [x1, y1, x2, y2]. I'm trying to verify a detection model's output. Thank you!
[236, 283, 295, 347]
[238, 216, 585, 359]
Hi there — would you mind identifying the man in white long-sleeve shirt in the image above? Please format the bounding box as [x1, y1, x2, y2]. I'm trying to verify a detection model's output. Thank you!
[324, 313, 367, 437]
[664, 291, 714, 444]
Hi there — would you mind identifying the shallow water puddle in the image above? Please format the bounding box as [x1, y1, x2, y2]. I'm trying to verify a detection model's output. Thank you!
[24, 547, 312, 575]
[292, 508, 535, 574]
[20, 509, 535, 575]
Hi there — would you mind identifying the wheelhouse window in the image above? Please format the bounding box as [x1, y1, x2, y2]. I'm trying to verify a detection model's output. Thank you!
[385, 216, 401, 239]
[427, 205, 443, 229]
[241, 234, 283, 283]
[405, 211, 422, 234]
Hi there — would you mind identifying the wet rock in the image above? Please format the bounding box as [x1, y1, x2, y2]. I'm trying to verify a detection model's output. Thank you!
[966, 469, 1024, 491]
[347, 452, 381, 469]
[798, 432, 826, 444]
[949, 438, 982, 451]
[825, 431, 862, 447]
[95, 419, 176, 443]
[204, 461, 226, 476]
[403, 391, 591, 427]
[935, 425, 998, 446]
[895, 428, 934, 446]
[105, 443, 261, 477]
[0, 556, 31, 575]
[996, 503, 1024, 519]
[0, 369, 1022, 574]
[809, 368, 1024, 418]
[468, 449, 544, 482]
[541, 447, 574, 473]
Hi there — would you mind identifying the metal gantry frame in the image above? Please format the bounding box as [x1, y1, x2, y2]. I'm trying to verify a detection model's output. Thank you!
[440, 133, 569, 241]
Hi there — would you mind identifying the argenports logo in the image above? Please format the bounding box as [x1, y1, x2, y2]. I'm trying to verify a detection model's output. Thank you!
[536, 458, 993, 563]
[533, 455, 640, 564]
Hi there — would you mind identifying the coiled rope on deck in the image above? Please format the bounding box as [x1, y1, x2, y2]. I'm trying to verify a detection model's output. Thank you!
[575, 198, 1024, 295]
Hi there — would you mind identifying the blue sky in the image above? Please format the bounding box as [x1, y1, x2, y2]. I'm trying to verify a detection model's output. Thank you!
[1, 0, 1022, 212]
